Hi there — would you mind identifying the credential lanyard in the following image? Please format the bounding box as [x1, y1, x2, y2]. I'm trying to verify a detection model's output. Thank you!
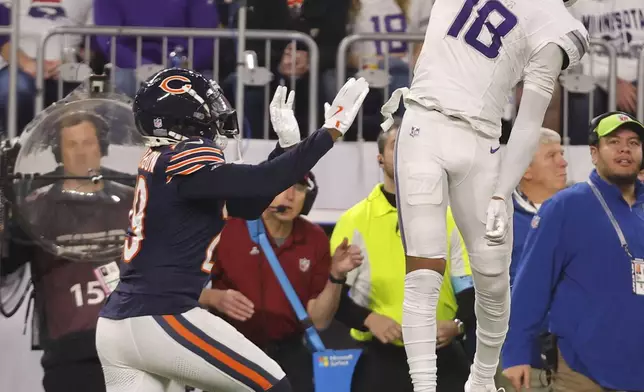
[587, 179, 635, 260]
[245, 219, 326, 353]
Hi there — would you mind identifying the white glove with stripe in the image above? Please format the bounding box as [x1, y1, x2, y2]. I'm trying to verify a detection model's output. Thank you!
[323, 77, 370, 135]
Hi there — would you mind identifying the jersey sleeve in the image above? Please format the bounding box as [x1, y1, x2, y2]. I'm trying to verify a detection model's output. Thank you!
[165, 143, 226, 178]
[524, 3, 589, 71]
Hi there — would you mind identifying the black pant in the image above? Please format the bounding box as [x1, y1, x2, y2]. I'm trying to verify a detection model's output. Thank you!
[351, 340, 471, 392]
[262, 336, 315, 392]
[42, 358, 106, 392]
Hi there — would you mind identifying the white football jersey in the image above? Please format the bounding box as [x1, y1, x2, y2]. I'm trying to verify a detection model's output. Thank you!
[351, 0, 433, 64]
[409, 0, 589, 138]
[0, 0, 92, 68]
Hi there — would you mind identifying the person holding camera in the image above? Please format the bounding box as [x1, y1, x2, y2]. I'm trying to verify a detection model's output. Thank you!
[502, 112, 644, 392]
[2, 108, 134, 392]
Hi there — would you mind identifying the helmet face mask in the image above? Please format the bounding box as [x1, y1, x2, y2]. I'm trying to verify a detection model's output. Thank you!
[563, 0, 578, 7]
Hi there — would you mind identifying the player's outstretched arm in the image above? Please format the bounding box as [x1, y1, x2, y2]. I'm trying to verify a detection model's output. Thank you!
[177, 78, 370, 219]
[493, 43, 565, 201]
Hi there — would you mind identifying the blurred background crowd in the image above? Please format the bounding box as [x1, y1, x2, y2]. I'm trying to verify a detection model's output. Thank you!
[0, 0, 643, 391]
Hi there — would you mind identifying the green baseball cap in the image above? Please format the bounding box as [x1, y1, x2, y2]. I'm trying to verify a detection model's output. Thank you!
[589, 112, 644, 144]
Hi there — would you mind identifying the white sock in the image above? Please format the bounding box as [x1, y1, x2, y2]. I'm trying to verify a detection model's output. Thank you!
[469, 272, 511, 388]
[402, 269, 443, 392]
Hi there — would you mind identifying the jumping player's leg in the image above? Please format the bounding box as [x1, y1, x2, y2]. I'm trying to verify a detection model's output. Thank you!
[394, 107, 450, 392]
[448, 133, 512, 391]
[96, 309, 290, 392]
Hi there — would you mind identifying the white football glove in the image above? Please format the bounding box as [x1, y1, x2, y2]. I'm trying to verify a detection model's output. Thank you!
[484, 197, 510, 246]
[323, 77, 370, 135]
[269, 85, 300, 148]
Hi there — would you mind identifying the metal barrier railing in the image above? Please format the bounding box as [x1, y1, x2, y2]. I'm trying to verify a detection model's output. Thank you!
[336, 33, 424, 140]
[33, 26, 319, 140]
[560, 39, 618, 147]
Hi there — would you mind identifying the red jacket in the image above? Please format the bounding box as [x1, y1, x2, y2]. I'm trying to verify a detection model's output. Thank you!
[212, 217, 331, 346]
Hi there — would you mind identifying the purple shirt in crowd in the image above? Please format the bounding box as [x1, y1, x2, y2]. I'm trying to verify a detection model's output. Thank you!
[93, 0, 219, 70]
[0, 4, 9, 48]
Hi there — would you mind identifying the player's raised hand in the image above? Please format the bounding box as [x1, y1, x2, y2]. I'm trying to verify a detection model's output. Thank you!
[269, 85, 300, 148]
[323, 77, 370, 135]
[485, 197, 510, 245]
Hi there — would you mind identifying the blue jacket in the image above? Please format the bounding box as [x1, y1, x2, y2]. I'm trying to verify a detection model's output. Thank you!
[503, 170, 644, 391]
[510, 190, 539, 288]
[509, 189, 545, 369]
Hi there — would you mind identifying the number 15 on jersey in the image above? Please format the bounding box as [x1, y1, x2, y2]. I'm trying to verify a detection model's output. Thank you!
[447, 0, 518, 59]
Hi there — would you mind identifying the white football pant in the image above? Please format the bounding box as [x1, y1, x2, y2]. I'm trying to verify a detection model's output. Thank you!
[96, 307, 286, 392]
[395, 103, 512, 385]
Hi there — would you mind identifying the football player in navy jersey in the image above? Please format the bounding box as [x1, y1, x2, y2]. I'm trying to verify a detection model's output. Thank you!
[95, 68, 370, 392]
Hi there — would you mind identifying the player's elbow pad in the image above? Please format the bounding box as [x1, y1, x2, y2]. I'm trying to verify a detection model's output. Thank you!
[523, 43, 564, 98]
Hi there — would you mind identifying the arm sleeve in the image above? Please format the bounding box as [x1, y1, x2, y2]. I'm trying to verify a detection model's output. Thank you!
[335, 284, 372, 331]
[224, 143, 288, 220]
[493, 43, 564, 200]
[502, 197, 568, 368]
[177, 129, 333, 218]
[189, 0, 219, 70]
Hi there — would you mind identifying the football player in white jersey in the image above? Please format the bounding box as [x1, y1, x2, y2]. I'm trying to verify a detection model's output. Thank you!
[379, 0, 589, 391]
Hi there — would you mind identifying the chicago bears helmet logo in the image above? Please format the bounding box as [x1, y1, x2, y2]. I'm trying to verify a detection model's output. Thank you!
[159, 75, 192, 95]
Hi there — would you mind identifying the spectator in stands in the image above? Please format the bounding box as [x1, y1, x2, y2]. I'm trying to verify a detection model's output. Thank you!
[502, 112, 644, 391]
[199, 172, 363, 392]
[495, 128, 568, 392]
[639, 168, 644, 182]
[564, 2, 642, 144]
[1, 110, 134, 392]
[321, 0, 433, 118]
[0, 0, 92, 134]
[330, 120, 473, 392]
[221, 0, 350, 139]
[93, 0, 219, 97]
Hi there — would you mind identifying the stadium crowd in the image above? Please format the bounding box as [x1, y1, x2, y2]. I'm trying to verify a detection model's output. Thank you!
[1, 0, 644, 392]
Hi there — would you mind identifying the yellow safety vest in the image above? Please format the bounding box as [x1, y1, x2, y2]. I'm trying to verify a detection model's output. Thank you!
[330, 184, 471, 346]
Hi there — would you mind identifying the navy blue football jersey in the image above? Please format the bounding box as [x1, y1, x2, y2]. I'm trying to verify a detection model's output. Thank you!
[99, 128, 335, 319]
[100, 139, 228, 318]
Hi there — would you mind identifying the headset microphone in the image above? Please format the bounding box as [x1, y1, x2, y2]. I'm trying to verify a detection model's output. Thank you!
[271, 205, 289, 213]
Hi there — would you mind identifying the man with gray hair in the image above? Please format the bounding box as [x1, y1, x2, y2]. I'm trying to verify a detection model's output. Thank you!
[496, 128, 567, 392]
